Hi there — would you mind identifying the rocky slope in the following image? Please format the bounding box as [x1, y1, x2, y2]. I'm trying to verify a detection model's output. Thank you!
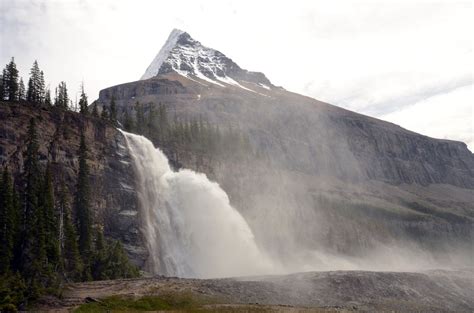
[42, 269, 474, 313]
[0, 101, 147, 267]
[95, 30, 474, 272]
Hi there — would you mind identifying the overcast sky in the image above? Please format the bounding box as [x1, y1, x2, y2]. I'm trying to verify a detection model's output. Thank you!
[1, 0, 472, 150]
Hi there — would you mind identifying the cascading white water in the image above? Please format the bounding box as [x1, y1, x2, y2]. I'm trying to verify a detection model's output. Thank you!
[122, 131, 276, 278]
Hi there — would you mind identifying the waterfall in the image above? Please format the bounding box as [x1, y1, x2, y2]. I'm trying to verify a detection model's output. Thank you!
[121, 131, 276, 278]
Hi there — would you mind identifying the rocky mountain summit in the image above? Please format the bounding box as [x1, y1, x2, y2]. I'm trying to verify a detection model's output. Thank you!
[141, 29, 274, 89]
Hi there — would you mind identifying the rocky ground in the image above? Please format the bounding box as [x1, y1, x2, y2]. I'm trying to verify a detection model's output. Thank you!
[38, 269, 474, 312]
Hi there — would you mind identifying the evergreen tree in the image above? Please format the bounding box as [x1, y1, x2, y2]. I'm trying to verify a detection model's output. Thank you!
[4, 58, 19, 101]
[44, 88, 52, 107]
[20, 118, 41, 275]
[91, 229, 107, 280]
[91, 231, 138, 280]
[0, 272, 27, 311]
[20, 118, 51, 295]
[29, 172, 48, 294]
[18, 78, 26, 101]
[59, 186, 82, 282]
[39, 71, 45, 103]
[54, 82, 69, 109]
[104, 241, 139, 279]
[79, 83, 88, 115]
[74, 130, 92, 279]
[0, 71, 4, 100]
[26, 60, 44, 104]
[40, 165, 60, 271]
[11, 188, 21, 272]
[0, 168, 15, 273]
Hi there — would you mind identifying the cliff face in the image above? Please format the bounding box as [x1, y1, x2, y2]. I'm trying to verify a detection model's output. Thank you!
[96, 72, 474, 268]
[0, 102, 146, 267]
[97, 73, 473, 189]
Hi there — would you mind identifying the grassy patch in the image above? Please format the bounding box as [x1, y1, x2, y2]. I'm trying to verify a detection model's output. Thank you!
[74, 292, 213, 312]
[74, 294, 344, 312]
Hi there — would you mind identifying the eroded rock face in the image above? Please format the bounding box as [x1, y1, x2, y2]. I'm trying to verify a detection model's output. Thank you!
[0, 102, 147, 267]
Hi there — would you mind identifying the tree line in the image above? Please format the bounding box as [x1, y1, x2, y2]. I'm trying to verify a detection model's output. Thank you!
[1, 57, 122, 126]
[1, 57, 70, 109]
[121, 101, 254, 163]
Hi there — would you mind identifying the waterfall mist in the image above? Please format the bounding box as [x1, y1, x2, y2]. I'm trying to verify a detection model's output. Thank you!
[122, 131, 277, 278]
[121, 130, 472, 278]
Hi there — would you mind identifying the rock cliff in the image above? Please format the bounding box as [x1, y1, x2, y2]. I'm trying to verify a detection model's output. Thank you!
[0, 101, 147, 267]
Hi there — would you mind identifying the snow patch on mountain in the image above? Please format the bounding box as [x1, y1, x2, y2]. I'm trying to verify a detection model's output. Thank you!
[141, 29, 185, 80]
[141, 29, 273, 94]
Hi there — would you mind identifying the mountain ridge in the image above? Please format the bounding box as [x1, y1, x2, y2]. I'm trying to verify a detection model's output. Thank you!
[140, 29, 274, 90]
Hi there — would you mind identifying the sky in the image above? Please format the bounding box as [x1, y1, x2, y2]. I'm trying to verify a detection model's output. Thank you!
[1, 0, 472, 150]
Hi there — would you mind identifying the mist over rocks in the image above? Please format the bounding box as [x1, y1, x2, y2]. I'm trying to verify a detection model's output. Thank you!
[94, 29, 474, 275]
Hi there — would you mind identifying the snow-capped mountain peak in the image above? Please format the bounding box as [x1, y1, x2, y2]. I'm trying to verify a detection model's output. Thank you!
[140, 29, 273, 90]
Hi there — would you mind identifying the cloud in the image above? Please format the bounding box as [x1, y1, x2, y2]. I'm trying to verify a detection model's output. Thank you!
[379, 84, 473, 151]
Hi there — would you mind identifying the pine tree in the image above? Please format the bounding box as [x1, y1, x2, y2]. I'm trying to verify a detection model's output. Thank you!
[91, 228, 107, 280]
[0, 167, 15, 273]
[105, 241, 139, 279]
[18, 78, 26, 101]
[26, 60, 44, 104]
[39, 71, 45, 103]
[20, 118, 48, 287]
[79, 83, 88, 115]
[40, 165, 60, 271]
[0, 71, 4, 100]
[54, 82, 69, 109]
[74, 130, 92, 279]
[30, 170, 48, 290]
[59, 186, 82, 282]
[4, 58, 19, 101]
[18, 121, 58, 295]
[11, 187, 21, 272]
[44, 88, 52, 107]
